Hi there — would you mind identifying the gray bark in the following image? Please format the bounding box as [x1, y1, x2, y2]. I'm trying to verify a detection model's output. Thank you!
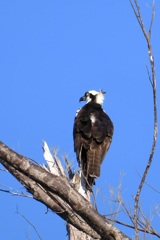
[0, 141, 130, 240]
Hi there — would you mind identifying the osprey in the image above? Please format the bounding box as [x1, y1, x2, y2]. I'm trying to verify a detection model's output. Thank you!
[73, 90, 114, 191]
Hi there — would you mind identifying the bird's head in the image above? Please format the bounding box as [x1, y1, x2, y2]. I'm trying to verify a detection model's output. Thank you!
[79, 90, 106, 105]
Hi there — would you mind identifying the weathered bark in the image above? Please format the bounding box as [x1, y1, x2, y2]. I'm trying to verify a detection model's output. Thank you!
[67, 224, 93, 240]
[42, 141, 92, 239]
[0, 151, 100, 239]
[0, 141, 130, 240]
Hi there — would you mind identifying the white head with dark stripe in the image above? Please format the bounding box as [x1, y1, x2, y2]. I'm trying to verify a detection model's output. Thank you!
[79, 90, 106, 105]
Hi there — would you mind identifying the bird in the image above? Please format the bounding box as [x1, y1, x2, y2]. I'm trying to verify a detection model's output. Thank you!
[73, 90, 114, 191]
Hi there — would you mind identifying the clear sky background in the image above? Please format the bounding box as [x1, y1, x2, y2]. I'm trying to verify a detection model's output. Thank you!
[0, 1, 160, 239]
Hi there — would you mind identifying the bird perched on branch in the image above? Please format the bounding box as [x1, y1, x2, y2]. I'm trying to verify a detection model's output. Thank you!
[73, 90, 114, 191]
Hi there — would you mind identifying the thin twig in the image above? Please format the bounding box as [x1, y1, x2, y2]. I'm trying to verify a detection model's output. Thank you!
[136, 168, 160, 193]
[0, 183, 32, 198]
[63, 155, 74, 180]
[149, 2, 155, 37]
[16, 208, 43, 240]
[106, 217, 160, 238]
[0, 168, 8, 172]
[145, 64, 153, 87]
[0, 189, 33, 198]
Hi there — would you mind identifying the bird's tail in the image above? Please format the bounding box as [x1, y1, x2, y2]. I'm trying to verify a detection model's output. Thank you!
[82, 149, 101, 191]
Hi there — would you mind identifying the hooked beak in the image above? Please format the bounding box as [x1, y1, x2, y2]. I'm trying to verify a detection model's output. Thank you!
[79, 96, 86, 102]
[101, 90, 106, 94]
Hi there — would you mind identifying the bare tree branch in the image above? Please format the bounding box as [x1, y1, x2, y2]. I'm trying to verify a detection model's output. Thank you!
[129, 1, 158, 239]
[0, 156, 100, 239]
[0, 141, 131, 240]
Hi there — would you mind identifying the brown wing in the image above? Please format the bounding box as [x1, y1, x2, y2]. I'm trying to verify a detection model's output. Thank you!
[73, 103, 114, 190]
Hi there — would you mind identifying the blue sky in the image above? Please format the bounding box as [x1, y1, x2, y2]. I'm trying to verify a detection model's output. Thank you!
[0, 1, 160, 239]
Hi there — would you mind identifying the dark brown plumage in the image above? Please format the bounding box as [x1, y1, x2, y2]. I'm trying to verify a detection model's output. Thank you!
[73, 90, 114, 191]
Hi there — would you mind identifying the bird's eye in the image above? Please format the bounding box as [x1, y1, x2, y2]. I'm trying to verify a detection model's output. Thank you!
[85, 92, 89, 97]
